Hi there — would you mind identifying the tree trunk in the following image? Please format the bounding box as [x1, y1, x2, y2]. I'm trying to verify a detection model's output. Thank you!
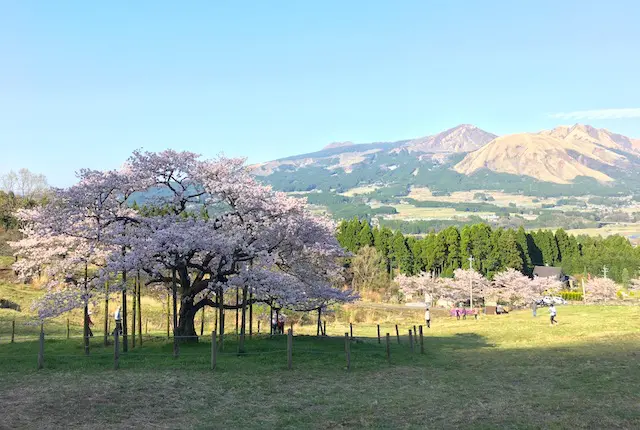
[317, 308, 322, 336]
[175, 297, 198, 341]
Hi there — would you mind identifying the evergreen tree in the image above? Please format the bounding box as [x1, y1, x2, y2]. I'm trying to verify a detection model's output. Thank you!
[499, 229, 524, 272]
[357, 221, 374, 248]
[391, 231, 412, 275]
[443, 226, 461, 271]
[515, 226, 533, 275]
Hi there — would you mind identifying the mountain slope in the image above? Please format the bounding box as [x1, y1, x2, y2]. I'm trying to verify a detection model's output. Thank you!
[454, 125, 638, 184]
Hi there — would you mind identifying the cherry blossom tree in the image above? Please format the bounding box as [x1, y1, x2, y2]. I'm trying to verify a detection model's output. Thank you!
[396, 272, 445, 306]
[14, 150, 351, 343]
[584, 277, 618, 303]
[492, 268, 535, 306]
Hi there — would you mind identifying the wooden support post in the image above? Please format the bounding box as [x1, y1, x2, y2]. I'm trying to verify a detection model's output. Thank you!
[377, 324, 381, 344]
[344, 332, 351, 371]
[200, 307, 205, 337]
[287, 328, 293, 370]
[166, 292, 170, 339]
[413, 325, 417, 340]
[132, 279, 136, 349]
[249, 292, 253, 337]
[67, 318, 70, 339]
[211, 331, 217, 370]
[386, 333, 391, 364]
[235, 288, 239, 336]
[37, 324, 44, 370]
[290, 322, 293, 335]
[114, 330, 120, 370]
[395, 324, 400, 344]
[258, 320, 261, 334]
[350, 322, 353, 340]
[323, 320, 327, 336]
[11, 320, 15, 343]
[104, 283, 109, 347]
[419, 325, 424, 354]
[137, 274, 142, 346]
[409, 329, 414, 353]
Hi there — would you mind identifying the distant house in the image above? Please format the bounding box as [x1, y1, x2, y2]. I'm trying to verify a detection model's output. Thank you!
[533, 266, 573, 288]
[532, 266, 563, 280]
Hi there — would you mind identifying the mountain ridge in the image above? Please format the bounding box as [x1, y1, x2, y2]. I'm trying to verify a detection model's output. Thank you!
[252, 123, 640, 190]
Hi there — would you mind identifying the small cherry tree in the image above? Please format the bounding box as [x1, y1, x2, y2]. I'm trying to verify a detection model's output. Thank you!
[396, 272, 444, 306]
[450, 268, 489, 306]
[584, 277, 618, 303]
[492, 268, 535, 306]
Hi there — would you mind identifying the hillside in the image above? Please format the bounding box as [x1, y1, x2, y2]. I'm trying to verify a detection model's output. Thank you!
[455, 124, 639, 184]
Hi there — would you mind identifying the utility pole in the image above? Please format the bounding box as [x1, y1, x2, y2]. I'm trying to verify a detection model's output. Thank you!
[468, 255, 475, 309]
[602, 265, 609, 279]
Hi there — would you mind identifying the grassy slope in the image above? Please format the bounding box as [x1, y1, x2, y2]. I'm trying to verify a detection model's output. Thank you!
[2, 258, 639, 428]
[1, 302, 639, 429]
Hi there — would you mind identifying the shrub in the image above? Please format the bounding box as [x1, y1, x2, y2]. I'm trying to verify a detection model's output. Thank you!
[559, 291, 583, 301]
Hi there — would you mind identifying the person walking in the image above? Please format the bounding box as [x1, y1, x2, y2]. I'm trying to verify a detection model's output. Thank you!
[532, 301, 537, 318]
[425, 308, 431, 328]
[549, 304, 558, 325]
[455, 308, 461, 321]
[85, 311, 94, 337]
[114, 306, 123, 335]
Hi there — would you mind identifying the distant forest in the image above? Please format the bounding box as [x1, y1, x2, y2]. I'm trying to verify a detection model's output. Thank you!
[337, 218, 640, 284]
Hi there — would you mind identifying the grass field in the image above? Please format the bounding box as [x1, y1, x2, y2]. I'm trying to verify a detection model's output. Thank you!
[1, 304, 639, 429]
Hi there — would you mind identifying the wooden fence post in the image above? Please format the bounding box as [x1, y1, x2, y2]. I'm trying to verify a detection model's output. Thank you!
[290, 322, 293, 335]
[11, 320, 15, 343]
[66, 318, 70, 339]
[323, 320, 326, 336]
[344, 332, 351, 371]
[37, 324, 44, 370]
[287, 328, 293, 370]
[211, 331, 217, 370]
[413, 325, 417, 340]
[419, 325, 424, 354]
[114, 330, 120, 370]
[395, 324, 400, 344]
[349, 323, 353, 340]
[386, 333, 391, 364]
[409, 329, 414, 353]
[257, 320, 261, 334]
[377, 324, 381, 344]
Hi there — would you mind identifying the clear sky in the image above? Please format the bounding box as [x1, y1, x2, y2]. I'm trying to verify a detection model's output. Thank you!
[1, 0, 639, 186]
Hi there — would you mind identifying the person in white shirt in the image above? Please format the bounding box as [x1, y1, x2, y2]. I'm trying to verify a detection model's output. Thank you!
[114, 307, 123, 335]
[549, 304, 558, 325]
[425, 308, 431, 328]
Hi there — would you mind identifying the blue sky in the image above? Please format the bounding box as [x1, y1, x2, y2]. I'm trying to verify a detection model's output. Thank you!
[1, 0, 639, 186]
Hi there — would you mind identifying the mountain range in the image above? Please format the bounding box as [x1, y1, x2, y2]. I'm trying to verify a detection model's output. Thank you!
[253, 124, 640, 196]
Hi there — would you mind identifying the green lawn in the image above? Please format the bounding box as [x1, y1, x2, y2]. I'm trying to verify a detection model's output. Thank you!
[1, 305, 639, 429]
